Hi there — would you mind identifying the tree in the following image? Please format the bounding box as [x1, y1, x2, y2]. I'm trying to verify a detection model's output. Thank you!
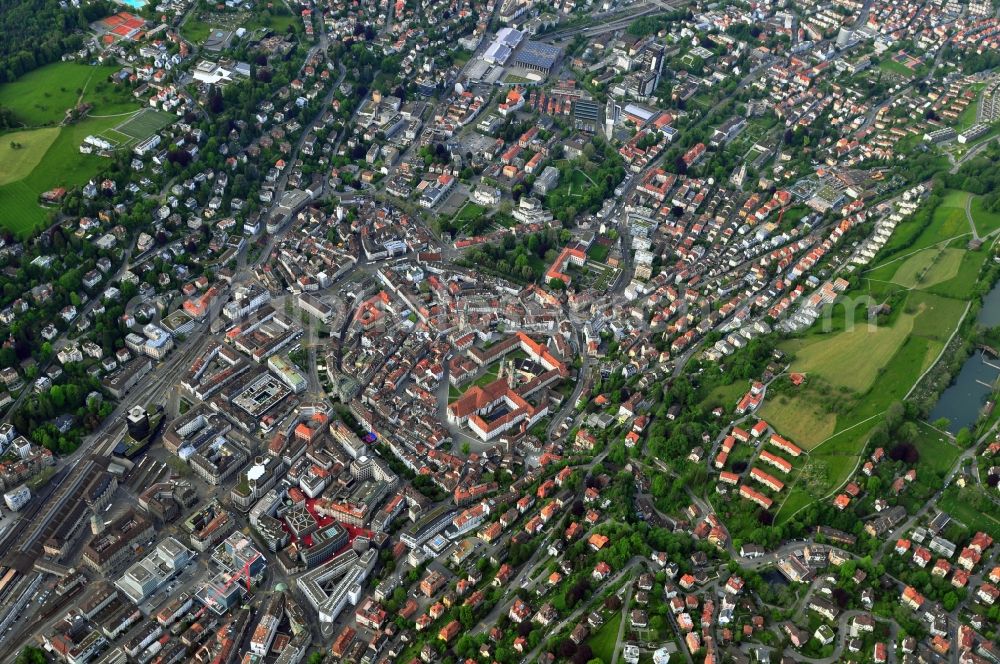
[866, 475, 882, 494]
[897, 421, 918, 443]
[457, 605, 475, 629]
[455, 634, 476, 658]
[16, 647, 48, 664]
[885, 401, 905, 431]
[868, 422, 890, 448]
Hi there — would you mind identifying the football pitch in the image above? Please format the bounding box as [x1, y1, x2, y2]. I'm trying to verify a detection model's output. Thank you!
[97, 108, 174, 148]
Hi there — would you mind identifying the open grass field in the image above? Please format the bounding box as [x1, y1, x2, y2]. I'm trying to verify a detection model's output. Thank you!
[775, 418, 880, 524]
[771, 287, 967, 521]
[0, 62, 135, 126]
[784, 305, 918, 393]
[878, 58, 914, 77]
[0, 114, 127, 235]
[701, 381, 749, 412]
[772, 187, 984, 522]
[940, 189, 971, 212]
[907, 291, 969, 338]
[0, 61, 148, 235]
[451, 201, 488, 234]
[0, 128, 60, 185]
[0, 62, 159, 235]
[772, 321, 960, 519]
[922, 191, 974, 249]
[115, 108, 174, 140]
[250, 11, 298, 34]
[181, 18, 216, 44]
[472, 367, 501, 388]
[872, 335, 943, 404]
[454, 201, 486, 221]
[759, 394, 836, 448]
[925, 248, 988, 300]
[774, 289, 958, 413]
[969, 195, 1000, 237]
[918, 248, 965, 287]
[910, 421, 962, 476]
[937, 486, 1000, 539]
[884, 247, 964, 289]
[777, 488, 813, 521]
[879, 246, 937, 286]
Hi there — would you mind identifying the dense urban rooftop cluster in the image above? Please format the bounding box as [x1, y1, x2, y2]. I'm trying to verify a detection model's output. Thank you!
[5, 0, 1000, 661]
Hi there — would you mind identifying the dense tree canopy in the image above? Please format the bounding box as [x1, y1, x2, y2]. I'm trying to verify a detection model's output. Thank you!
[0, 0, 113, 84]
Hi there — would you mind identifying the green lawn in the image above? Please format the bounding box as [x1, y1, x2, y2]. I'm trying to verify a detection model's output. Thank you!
[0, 179, 52, 235]
[852, 335, 941, 421]
[455, 201, 486, 221]
[969, 195, 1000, 237]
[925, 249, 988, 300]
[451, 201, 488, 233]
[701, 381, 749, 412]
[911, 421, 962, 476]
[759, 393, 837, 449]
[785, 305, 918, 393]
[0, 61, 145, 235]
[931, 191, 974, 245]
[776, 419, 879, 524]
[588, 611, 622, 663]
[112, 109, 175, 142]
[878, 58, 914, 77]
[884, 247, 964, 289]
[774, 334, 948, 518]
[0, 62, 135, 126]
[937, 486, 1000, 539]
[181, 18, 215, 44]
[907, 291, 971, 340]
[770, 283, 967, 520]
[472, 367, 500, 388]
[257, 12, 298, 33]
[0, 128, 60, 185]
[772, 188, 985, 522]
[939, 190, 969, 207]
[588, 242, 611, 263]
[0, 114, 130, 235]
[918, 248, 965, 287]
[777, 487, 813, 522]
[780, 289, 961, 395]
